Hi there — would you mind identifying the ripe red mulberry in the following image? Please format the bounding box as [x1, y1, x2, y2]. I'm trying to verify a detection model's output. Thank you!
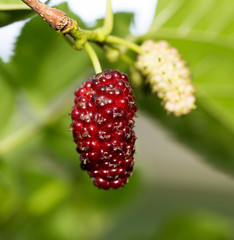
[71, 70, 137, 189]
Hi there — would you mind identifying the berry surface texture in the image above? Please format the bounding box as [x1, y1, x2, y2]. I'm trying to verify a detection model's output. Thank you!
[71, 70, 137, 190]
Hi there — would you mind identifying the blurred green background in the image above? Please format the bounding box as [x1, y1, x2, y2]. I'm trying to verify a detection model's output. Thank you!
[0, 0, 234, 239]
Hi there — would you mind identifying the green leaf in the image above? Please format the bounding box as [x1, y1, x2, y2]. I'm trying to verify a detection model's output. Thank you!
[0, 0, 51, 26]
[0, 10, 32, 27]
[0, 0, 29, 10]
[0, 0, 31, 27]
[137, 0, 234, 174]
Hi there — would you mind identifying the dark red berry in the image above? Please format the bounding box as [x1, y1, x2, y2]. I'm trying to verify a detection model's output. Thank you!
[71, 70, 137, 189]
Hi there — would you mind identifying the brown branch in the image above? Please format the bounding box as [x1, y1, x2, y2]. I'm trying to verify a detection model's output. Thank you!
[21, 0, 73, 31]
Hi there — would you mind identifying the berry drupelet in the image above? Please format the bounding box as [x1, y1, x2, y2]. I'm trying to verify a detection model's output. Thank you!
[71, 70, 137, 189]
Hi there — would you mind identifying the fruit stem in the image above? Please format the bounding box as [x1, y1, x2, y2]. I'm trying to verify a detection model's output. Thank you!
[96, 0, 113, 39]
[106, 35, 144, 54]
[84, 42, 102, 74]
[62, 0, 113, 47]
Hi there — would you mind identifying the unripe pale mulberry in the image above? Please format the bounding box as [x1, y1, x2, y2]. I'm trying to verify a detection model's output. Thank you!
[136, 40, 196, 116]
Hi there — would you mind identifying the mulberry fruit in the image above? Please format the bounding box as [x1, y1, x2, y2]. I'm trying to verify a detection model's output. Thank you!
[71, 70, 137, 189]
[137, 40, 195, 116]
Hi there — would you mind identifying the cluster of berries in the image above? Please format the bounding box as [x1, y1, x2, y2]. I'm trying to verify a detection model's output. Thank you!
[71, 70, 137, 189]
